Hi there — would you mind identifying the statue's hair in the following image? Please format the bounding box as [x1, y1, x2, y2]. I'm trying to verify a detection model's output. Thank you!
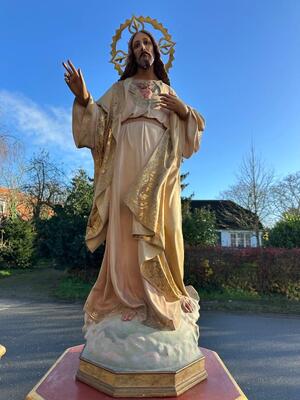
[119, 30, 170, 86]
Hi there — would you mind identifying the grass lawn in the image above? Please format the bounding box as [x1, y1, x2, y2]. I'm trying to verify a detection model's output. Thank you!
[0, 262, 66, 300]
[54, 276, 93, 300]
[0, 259, 55, 279]
[0, 268, 31, 279]
[0, 269, 12, 278]
[54, 274, 300, 315]
[200, 287, 300, 314]
[1, 264, 299, 315]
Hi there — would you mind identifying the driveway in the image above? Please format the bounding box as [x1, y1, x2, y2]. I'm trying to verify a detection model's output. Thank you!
[0, 270, 300, 400]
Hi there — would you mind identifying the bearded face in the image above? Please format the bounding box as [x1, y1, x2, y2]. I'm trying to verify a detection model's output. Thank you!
[132, 32, 155, 70]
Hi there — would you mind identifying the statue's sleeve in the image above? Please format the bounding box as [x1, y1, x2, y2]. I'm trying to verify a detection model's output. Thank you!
[182, 107, 205, 158]
[169, 87, 205, 159]
[72, 86, 113, 149]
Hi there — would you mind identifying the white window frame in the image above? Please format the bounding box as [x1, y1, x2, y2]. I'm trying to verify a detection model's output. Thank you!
[230, 231, 254, 248]
[0, 199, 6, 214]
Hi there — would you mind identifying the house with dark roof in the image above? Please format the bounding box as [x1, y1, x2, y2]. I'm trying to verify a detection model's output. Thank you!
[190, 200, 264, 247]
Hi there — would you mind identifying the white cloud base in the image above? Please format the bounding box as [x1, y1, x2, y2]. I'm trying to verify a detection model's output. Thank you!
[81, 287, 203, 372]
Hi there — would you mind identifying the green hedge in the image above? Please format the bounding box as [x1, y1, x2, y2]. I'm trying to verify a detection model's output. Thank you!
[184, 246, 300, 300]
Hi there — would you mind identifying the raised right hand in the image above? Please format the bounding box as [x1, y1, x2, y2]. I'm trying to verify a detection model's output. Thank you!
[62, 59, 90, 106]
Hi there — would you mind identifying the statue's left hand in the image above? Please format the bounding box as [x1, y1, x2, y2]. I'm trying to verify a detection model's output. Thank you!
[159, 93, 189, 120]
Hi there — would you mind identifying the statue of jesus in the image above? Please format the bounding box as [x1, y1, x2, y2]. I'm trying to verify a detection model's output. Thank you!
[63, 27, 205, 331]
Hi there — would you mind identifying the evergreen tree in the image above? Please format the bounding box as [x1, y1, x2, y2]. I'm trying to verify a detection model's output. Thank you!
[268, 213, 300, 248]
[36, 169, 104, 272]
[1, 217, 36, 268]
[180, 169, 217, 246]
[182, 208, 217, 246]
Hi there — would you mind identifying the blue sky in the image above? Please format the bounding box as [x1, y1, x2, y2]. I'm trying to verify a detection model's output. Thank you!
[1, 0, 299, 199]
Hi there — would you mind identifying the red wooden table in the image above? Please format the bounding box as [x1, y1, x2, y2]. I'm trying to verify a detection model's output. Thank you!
[25, 345, 247, 400]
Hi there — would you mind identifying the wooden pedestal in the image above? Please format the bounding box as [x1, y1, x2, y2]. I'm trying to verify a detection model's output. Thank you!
[25, 345, 248, 400]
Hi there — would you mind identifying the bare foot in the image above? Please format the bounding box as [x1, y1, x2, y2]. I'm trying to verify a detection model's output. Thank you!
[121, 309, 137, 321]
[180, 297, 194, 313]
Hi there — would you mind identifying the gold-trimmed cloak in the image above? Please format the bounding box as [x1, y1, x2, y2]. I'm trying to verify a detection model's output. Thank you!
[72, 79, 205, 330]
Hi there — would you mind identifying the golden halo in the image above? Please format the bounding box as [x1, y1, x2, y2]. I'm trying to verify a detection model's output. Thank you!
[110, 16, 175, 76]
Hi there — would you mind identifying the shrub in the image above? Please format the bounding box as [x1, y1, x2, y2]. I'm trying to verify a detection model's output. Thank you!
[36, 206, 104, 273]
[268, 214, 300, 248]
[0, 217, 36, 268]
[183, 208, 217, 246]
[35, 169, 104, 274]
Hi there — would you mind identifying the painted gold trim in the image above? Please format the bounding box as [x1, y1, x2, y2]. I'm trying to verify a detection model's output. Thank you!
[76, 355, 207, 397]
[213, 351, 248, 400]
[25, 391, 45, 400]
[0, 345, 6, 358]
[25, 347, 73, 400]
[80, 349, 205, 374]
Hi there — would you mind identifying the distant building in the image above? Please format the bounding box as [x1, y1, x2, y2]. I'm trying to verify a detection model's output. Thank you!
[0, 187, 59, 222]
[0, 187, 32, 220]
[190, 200, 263, 248]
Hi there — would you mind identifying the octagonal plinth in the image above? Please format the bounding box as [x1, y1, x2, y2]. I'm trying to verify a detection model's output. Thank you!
[76, 351, 207, 397]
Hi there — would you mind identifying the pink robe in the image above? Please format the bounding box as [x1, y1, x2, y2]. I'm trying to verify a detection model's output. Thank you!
[72, 78, 205, 330]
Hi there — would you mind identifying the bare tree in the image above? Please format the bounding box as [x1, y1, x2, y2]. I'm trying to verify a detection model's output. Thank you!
[220, 144, 275, 246]
[0, 132, 26, 219]
[0, 135, 8, 165]
[23, 150, 66, 220]
[0, 134, 25, 185]
[0, 123, 13, 167]
[271, 171, 300, 218]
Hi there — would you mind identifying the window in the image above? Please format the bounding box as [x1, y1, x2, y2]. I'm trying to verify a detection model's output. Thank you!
[230, 233, 237, 247]
[217, 232, 222, 245]
[0, 199, 6, 214]
[245, 233, 251, 247]
[237, 233, 244, 247]
[230, 232, 253, 248]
